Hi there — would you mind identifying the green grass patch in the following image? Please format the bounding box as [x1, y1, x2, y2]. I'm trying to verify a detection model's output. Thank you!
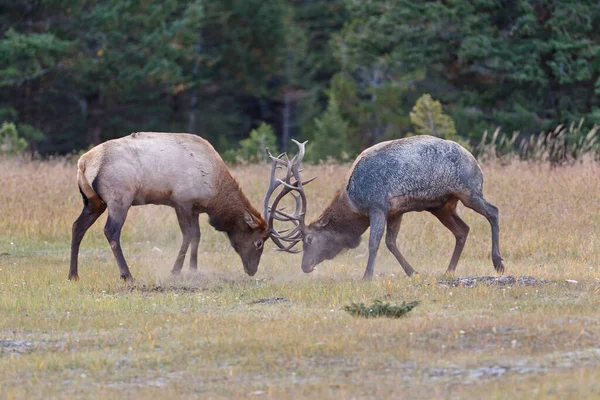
[344, 299, 420, 318]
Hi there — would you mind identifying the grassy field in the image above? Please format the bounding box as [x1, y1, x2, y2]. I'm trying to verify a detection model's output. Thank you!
[1, 156, 600, 399]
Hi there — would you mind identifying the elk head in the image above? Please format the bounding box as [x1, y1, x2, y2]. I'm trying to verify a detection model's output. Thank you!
[226, 210, 268, 276]
[264, 140, 349, 273]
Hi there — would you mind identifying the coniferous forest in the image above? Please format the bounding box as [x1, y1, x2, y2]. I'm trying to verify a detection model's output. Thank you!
[1, 0, 598, 157]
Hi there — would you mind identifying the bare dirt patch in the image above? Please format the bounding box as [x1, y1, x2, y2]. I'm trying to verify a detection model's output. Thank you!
[421, 347, 600, 384]
[438, 275, 545, 288]
[248, 297, 291, 305]
[0, 339, 33, 356]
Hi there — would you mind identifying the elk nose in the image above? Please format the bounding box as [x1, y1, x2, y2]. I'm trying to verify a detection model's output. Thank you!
[244, 262, 258, 276]
[302, 264, 315, 273]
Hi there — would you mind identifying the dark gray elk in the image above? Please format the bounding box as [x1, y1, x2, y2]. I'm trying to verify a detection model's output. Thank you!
[264, 136, 504, 279]
[70, 132, 268, 281]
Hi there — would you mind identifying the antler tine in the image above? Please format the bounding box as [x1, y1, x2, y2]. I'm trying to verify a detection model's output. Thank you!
[301, 176, 317, 186]
[271, 213, 300, 222]
[266, 148, 289, 167]
[264, 149, 291, 219]
[263, 139, 316, 253]
[290, 139, 308, 165]
[269, 210, 303, 241]
[271, 230, 303, 243]
[273, 208, 305, 222]
[269, 235, 290, 250]
[270, 225, 302, 239]
[268, 225, 303, 251]
[273, 239, 303, 253]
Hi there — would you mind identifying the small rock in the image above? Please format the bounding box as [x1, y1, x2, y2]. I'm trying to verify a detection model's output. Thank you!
[565, 279, 578, 285]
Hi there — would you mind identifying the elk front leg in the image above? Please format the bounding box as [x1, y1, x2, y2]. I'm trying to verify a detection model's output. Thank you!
[385, 213, 417, 277]
[104, 204, 133, 281]
[188, 211, 201, 272]
[363, 209, 386, 280]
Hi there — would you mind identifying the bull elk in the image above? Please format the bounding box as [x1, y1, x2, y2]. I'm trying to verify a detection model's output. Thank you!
[70, 132, 268, 281]
[264, 136, 504, 279]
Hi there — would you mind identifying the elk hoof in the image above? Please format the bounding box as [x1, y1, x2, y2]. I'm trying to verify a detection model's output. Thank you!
[440, 271, 455, 280]
[493, 255, 505, 275]
[68, 274, 79, 281]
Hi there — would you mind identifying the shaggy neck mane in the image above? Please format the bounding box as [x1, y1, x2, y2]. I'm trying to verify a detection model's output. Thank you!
[313, 189, 369, 241]
[206, 170, 263, 233]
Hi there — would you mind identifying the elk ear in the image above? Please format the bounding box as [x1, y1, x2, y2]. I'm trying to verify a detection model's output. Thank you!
[244, 211, 261, 229]
[315, 216, 330, 228]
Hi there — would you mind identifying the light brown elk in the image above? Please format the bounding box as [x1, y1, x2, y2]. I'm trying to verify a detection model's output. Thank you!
[265, 137, 504, 279]
[70, 132, 268, 281]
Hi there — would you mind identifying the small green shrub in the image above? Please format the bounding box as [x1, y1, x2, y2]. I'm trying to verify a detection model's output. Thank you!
[409, 94, 457, 139]
[0, 122, 28, 155]
[344, 299, 419, 319]
[223, 123, 278, 164]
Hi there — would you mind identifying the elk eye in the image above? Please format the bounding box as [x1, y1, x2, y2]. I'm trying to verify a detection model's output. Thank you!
[254, 239, 263, 250]
[305, 235, 313, 245]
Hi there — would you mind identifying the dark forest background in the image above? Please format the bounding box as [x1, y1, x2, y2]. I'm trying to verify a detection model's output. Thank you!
[0, 0, 598, 158]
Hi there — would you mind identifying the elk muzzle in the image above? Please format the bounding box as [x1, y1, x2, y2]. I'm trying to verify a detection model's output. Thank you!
[301, 262, 316, 273]
[242, 248, 263, 276]
[243, 261, 258, 276]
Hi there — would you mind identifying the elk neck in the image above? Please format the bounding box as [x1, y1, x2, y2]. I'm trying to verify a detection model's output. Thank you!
[312, 189, 370, 239]
[206, 170, 264, 233]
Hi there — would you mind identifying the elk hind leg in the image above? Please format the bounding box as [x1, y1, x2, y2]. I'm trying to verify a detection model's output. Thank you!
[459, 193, 504, 274]
[70, 201, 107, 280]
[385, 213, 417, 277]
[430, 198, 470, 274]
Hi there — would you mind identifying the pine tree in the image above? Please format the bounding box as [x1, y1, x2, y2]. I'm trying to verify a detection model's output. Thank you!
[307, 95, 356, 162]
[409, 94, 457, 139]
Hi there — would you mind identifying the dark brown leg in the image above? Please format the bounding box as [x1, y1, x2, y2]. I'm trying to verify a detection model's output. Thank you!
[188, 212, 201, 271]
[69, 202, 107, 280]
[103, 204, 133, 280]
[430, 198, 470, 273]
[459, 194, 504, 274]
[385, 213, 417, 277]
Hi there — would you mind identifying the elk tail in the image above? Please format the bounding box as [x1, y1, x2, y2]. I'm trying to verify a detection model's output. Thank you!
[77, 155, 104, 209]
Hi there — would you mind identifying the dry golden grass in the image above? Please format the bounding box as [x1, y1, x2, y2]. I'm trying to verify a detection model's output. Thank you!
[1, 156, 600, 399]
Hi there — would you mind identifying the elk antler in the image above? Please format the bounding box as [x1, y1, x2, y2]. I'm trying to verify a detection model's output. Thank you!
[263, 139, 316, 252]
